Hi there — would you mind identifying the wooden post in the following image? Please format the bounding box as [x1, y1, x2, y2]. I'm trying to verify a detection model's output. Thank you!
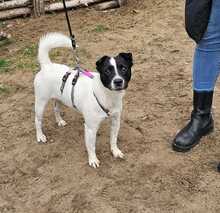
[33, 0, 44, 17]
[39, 0, 45, 15]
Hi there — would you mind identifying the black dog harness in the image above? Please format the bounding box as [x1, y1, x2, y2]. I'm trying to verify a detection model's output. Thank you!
[60, 68, 110, 116]
[60, 69, 80, 109]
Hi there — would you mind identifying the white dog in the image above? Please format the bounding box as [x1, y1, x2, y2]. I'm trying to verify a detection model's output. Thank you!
[34, 33, 133, 168]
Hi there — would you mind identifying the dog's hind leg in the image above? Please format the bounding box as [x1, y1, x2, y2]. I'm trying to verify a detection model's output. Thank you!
[54, 100, 67, 127]
[35, 97, 48, 143]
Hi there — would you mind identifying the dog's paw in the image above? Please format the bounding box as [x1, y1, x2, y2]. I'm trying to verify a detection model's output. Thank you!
[37, 134, 47, 143]
[112, 148, 124, 159]
[88, 156, 100, 168]
[57, 120, 67, 127]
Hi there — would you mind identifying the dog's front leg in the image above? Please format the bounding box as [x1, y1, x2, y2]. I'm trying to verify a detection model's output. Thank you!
[110, 113, 124, 159]
[84, 123, 100, 168]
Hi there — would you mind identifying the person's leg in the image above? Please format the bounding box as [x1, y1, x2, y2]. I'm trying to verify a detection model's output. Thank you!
[193, 50, 220, 91]
[172, 49, 220, 152]
[173, 0, 220, 152]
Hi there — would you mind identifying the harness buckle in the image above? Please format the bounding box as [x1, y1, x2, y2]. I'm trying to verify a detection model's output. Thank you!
[60, 72, 71, 94]
[62, 72, 71, 82]
[72, 69, 79, 84]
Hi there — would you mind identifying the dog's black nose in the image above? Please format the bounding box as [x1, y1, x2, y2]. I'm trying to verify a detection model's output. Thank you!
[114, 78, 123, 86]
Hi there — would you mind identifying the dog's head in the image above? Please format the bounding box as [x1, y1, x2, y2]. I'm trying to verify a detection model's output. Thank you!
[96, 53, 133, 91]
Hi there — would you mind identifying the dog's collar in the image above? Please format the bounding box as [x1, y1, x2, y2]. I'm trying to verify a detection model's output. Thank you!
[93, 92, 110, 116]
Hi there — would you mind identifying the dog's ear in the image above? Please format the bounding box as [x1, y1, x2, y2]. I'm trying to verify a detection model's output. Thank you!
[118, 52, 133, 67]
[96, 56, 109, 72]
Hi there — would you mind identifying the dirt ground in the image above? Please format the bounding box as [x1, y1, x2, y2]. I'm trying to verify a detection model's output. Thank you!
[1, 0, 220, 212]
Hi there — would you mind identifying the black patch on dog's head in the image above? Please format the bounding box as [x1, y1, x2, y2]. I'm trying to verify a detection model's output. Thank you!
[96, 55, 116, 90]
[114, 52, 133, 89]
[96, 53, 133, 91]
[117, 53, 133, 68]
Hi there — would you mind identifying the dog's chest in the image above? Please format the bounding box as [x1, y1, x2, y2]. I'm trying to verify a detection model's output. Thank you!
[106, 98, 122, 115]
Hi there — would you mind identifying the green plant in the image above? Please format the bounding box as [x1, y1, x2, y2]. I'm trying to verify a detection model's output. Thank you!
[14, 44, 38, 72]
[93, 24, 109, 33]
[0, 59, 10, 73]
[22, 44, 37, 57]
[0, 84, 10, 95]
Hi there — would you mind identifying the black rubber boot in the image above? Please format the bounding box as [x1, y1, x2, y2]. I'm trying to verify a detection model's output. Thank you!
[172, 91, 214, 152]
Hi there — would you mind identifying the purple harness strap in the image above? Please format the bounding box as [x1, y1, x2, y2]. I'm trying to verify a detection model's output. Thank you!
[80, 69, 94, 79]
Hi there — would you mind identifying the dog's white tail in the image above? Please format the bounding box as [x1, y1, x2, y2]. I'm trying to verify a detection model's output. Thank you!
[38, 32, 72, 66]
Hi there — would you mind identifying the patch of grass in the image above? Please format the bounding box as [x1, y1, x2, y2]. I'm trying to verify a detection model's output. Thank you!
[22, 44, 37, 57]
[50, 49, 62, 59]
[16, 61, 36, 70]
[0, 59, 10, 73]
[78, 48, 92, 59]
[0, 84, 10, 95]
[50, 48, 74, 65]
[15, 59, 38, 72]
[13, 44, 39, 72]
[93, 24, 109, 33]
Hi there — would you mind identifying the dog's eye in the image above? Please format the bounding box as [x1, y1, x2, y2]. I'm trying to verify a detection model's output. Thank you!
[121, 66, 127, 73]
[105, 68, 112, 75]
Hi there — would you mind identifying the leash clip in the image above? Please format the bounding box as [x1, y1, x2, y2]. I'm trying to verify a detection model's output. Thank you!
[62, 0, 80, 67]
[70, 35, 76, 49]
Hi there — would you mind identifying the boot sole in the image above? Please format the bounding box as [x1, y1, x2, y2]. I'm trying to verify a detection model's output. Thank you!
[172, 126, 214, 152]
[217, 163, 220, 173]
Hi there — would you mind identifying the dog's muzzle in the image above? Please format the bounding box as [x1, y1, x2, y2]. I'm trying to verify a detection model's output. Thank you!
[112, 78, 124, 90]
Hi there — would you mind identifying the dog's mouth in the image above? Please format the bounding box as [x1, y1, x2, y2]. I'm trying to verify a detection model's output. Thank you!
[109, 84, 128, 91]
[112, 86, 125, 91]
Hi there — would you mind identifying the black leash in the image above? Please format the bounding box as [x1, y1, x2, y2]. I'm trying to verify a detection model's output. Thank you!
[62, 0, 76, 49]
[61, 0, 110, 116]
[62, 0, 80, 66]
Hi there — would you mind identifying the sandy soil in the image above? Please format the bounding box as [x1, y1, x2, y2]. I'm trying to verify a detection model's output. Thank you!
[0, 0, 220, 212]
